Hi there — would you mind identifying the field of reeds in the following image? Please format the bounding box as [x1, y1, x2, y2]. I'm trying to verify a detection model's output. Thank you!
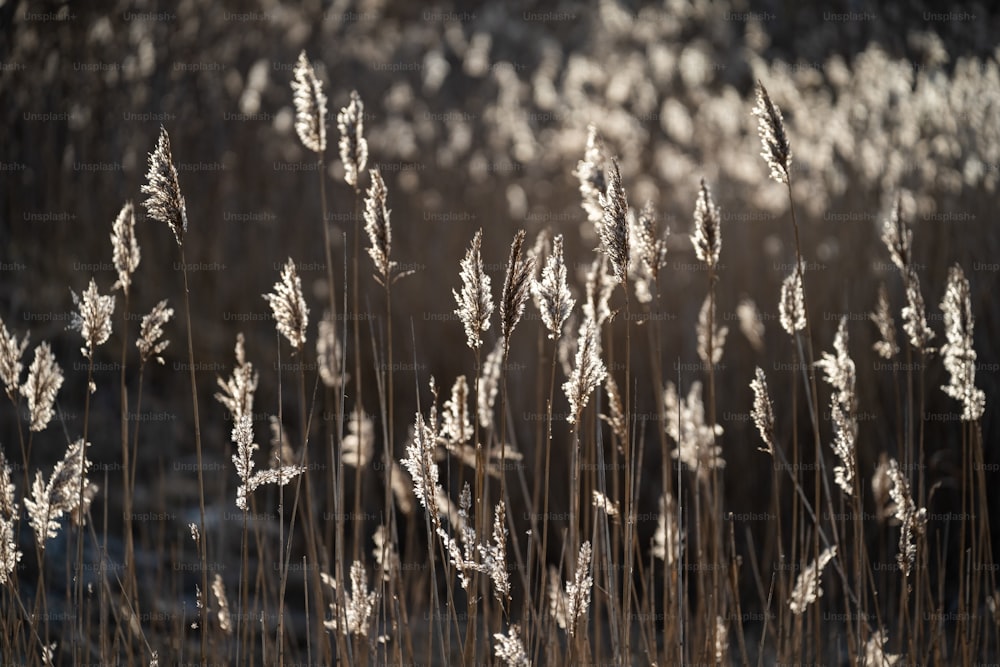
[3, 1, 1000, 665]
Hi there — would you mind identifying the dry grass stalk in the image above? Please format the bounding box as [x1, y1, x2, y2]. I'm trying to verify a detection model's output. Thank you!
[337, 90, 368, 189]
[291, 51, 328, 153]
[597, 157, 629, 284]
[140, 126, 187, 246]
[454, 229, 494, 351]
[24, 439, 91, 548]
[815, 317, 857, 496]
[231, 414, 305, 511]
[110, 201, 139, 295]
[0, 317, 29, 400]
[263, 258, 309, 351]
[752, 81, 792, 184]
[788, 545, 837, 615]
[750, 367, 776, 455]
[22, 342, 64, 432]
[136, 300, 173, 366]
[939, 264, 985, 421]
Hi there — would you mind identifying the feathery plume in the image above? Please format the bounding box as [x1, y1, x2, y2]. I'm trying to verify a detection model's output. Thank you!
[549, 541, 593, 636]
[887, 458, 925, 578]
[70, 278, 116, 361]
[591, 490, 619, 519]
[871, 284, 899, 360]
[563, 313, 606, 422]
[0, 452, 20, 584]
[715, 616, 729, 665]
[337, 90, 368, 188]
[533, 234, 574, 339]
[584, 255, 616, 326]
[501, 229, 535, 351]
[211, 573, 232, 634]
[494, 624, 529, 667]
[598, 157, 629, 284]
[342, 406, 374, 467]
[263, 258, 309, 351]
[454, 229, 494, 350]
[864, 629, 902, 666]
[872, 453, 896, 523]
[633, 200, 669, 285]
[901, 269, 934, 352]
[215, 333, 258, 421]
[880, 194, 911, 273]
[372, 524, 399, 582]
[750, 367, 776, 455]
[136, 300, 173, 366]
[22, 342, 63, 432]
[441, 375, 471, 445]
[940, 264, 985, 421]
[24, 439, 91, 548]
[291, 51, 327, 153]
[601, 374, 626, 442]
[141, 126, 188, 246]
[401, 413, 440, 513]
[317, 310, 347, 388]
[692, 178, 721, 269]
[788, 546, 837, 614]
[697, 293, 728, 365]
[652, 493, 682, 566]
[752, 81, 792, 184]
[110, 201, 140, 294]
[664, 381, 725, 480]
[0, 317, 29, 400]
[322, 561, 377, 636]
[779, 267, 806, 335]
[575, 124, 608, 227]
[231, 414, 305, 511]
[477, 340, 503, 429]
[363, 167, 396, 284]
[737, 298, 765, 354]
[815, 318, 857, 496]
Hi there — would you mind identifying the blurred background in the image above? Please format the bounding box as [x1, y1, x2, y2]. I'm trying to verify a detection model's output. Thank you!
[2, 0, 1000, 649]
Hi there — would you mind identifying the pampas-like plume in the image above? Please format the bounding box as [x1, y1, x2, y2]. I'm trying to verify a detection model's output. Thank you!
[70, 278, 115, 362]
[750, 367, 776, 455]
[215, 333, 258, 421]
[501, 229, 535, 350]
[494, 624, 530, 667]
[141, 126, 188, 246]
[24, 439, 91, 548]
[779, 267, 806, 335]
[871, 284, 899, 360]
[337, 90, 368, 188]
[864, 629, 902, 666]
[401, 413, 440, 513]
[692, 178, 721, 270]
[549, 541, 593, 636]
[788, 546, 837, 615]
[752, 81, 792, 185]
[321, 561, 377, 636]
[563, 313, 606, 423]
[575, 124, 608, 227]
[211, 573, 232, 635]
[940, 264, 985, 421]
[880, 194, 911, 273]
[372, 524, 400, 582]
[737, 298, 765, 354]
[697, 293, 728, 365]
[652, 493, 682, 566]
[871, 453, 896, 523]
[901, 268, 934, 352]
[478, 340, 503, 429]
[454, 229, 494, 350]
[231, 414, 304, 511]
[598, 157, 629, 284]
[0, 452, 21, 584]
[664, 381, 725, 479]
[591, 490, 620, 519]
[136, 300, 173, 366]
[815, 317, 857, 496]
[633, 200, 669, 285]
[22, 342, 63, 432]
[342, 406, 374, 467]
[887, 457, 925, 578]
[291, 51, 327, 153]
[601, 374, 626, 442]
[110, 201, 140, 294]
[441, 375, 471, 445]
[364, 167, 397, 284]
[584, 255, 616, 327]
[0, 317, 29, 400]
[263, 258, 309, 351]
[317, 310, 347, 388]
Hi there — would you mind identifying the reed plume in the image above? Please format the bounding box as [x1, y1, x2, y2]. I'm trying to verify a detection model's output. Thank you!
[214, 333, 258, 421]
[501, 229, 535, 352]
[0, 317, 29, 400]
[886, 458, 925, 578]
[752, 81, 792, 185]
[750, 367, 776, 455]
[140, 126, 187, 246]
[779, 268, 806, 335]
[291, 51, 327, 153]
[317, 310, 347, 388]
[788, 545, 836, 615]
[597, 157, 629, 284]
[575, 124, 608, 228]
[24, 439, 91, 548]
[263, 258, 309, 351]
[70, 278, 115, 361]
[321, 561, 377, 636]
[363, 167, 396, 284]
[815, 317, 857, 496]
[22, 342, 63, 432]
[870, 284, 899, 360]
[454, 229, 494, 351]
[337, 90, 368, 189]
[563, 312, 606, 423]
[533, 234, 574, 340]
[494, 624, 529, 667]
[939, 264, 985, 421]
[110, 201, 139, 295]
[691, 178, 721, 269]
[136, 300, 173, 366]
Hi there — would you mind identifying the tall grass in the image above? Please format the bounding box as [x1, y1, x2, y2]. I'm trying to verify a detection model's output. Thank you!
[1, 59, 998, 667]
